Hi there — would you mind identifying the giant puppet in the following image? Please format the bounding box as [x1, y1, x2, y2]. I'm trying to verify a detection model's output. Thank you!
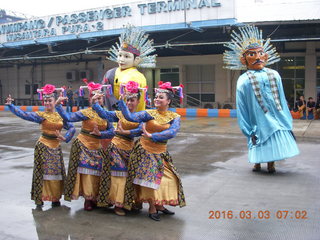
[223, 25, 299, 173]
[104, 25, 156, 111]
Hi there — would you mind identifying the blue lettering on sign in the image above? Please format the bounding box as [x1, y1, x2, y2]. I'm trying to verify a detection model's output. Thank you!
[167, 0, 180, 11]
[104, 9, 114, 19]
[157, 1, 168, 12]
[1, 1, 223, 42]
[96, 22, 103, 31]
[137, 4, 147, 15]
[137, 0, 221, 14]
[70, 14, 78, 24]
[198, 0, 210, 8]
[114, 7, 122, 18]
[148, 3, 157, 14]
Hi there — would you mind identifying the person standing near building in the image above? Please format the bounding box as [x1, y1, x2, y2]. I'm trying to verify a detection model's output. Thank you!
[5, 84, 75, 207]
[55, 81, 115, 211]
[66, 86, 74, 112]
[296, 95, 306, 119]
[107, 24, 156, 111]
[306, 97, 316, 120]
[223, 25, 299, 173]
[75, 88, 85, 110]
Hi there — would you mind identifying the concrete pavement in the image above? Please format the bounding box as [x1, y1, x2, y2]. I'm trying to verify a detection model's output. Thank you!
[0, 112, 319, 240]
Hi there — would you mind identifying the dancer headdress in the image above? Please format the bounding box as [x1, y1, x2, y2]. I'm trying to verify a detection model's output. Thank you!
[79, 78, 113, 98]
[223, 25, 280, 70]
[120, 81, 148, 101]
[155, 81, 184, 104]
[37, 84, 65, 100]
[108, 24, 157, 68]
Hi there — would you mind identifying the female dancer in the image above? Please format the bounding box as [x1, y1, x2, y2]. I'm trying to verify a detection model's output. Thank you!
[117, 81, 186, 221]
[92, 81, 144, 216]
[5, 84, 75, 207]
[55, 81, 115, 211]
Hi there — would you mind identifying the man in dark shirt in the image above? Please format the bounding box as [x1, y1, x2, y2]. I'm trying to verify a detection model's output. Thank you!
[306, 97, 316, 120]
[74, 89, 85, 110]
[66, 86, 73, 112]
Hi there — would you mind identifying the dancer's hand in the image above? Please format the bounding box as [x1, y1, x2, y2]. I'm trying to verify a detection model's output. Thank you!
[142, 123, 152, 138]
[119, 92, 125, 101]
[5, 94, 14, 105]
[90, 124, 101, 136]
[55, 130, 66, 142]
[92, 93, 104, 103]
[115, 121, 130, 135]
[55, 92, 67, 105]
[251, 134, 257, 145]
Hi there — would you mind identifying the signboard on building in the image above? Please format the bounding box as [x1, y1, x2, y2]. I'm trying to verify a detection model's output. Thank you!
[0, 0, 236, 46]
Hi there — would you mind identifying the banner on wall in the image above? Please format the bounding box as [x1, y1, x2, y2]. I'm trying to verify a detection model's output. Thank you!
[0, 0, 235, 44]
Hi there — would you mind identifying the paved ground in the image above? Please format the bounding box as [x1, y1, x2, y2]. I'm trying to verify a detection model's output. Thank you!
[0, 112, 319, 240]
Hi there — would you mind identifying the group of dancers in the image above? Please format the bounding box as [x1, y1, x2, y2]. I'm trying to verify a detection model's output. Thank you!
[6, 25, 185, 222]
[5, 24, 300, 222]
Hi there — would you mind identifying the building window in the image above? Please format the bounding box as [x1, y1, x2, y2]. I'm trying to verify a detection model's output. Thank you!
[25, 84, 39, 95]
[160, 68, 179, 85]
[160, 68, 180, 106]
[25, 85, 31, 95]
[185, 65, 215, 106]
[274, 57, 305, 110]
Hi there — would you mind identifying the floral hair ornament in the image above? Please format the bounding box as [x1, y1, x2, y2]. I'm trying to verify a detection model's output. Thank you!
[120, 81, 149, 102]
[37, 84, 65, 102]
[223, 25, 280, 70]
[108, 24, 157, 68]
[79, 78, 113, 98]
[155, 81, 184, 103]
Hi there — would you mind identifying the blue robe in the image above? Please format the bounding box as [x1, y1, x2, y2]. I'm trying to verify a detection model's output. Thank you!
[236, 68, 299, 163]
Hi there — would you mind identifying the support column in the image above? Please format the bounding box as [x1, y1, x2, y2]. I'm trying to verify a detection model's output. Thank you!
[180, 65, 186, 107]
[305, 42, 317, 99]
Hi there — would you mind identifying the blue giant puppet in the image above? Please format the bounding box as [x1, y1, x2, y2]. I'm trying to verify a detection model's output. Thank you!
[223, 25, 299, 173]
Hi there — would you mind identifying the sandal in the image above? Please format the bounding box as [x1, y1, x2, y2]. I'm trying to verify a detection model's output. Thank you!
[157, 207, 175, 215]
[148, 212, 160, 221]
[114, 207, 126, 216]
[252, 163, 261, 172]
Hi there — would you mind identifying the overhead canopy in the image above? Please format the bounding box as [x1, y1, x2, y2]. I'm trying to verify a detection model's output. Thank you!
[0, 0, 319, 66]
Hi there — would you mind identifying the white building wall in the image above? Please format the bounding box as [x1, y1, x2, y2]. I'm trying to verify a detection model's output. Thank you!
[1, 40, 319, 107]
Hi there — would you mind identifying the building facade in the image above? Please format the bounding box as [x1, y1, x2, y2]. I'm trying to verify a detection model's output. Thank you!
[0, 0, 319, 108]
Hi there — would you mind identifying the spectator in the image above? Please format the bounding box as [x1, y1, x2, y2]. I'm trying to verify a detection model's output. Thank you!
[66, 86, 73, 112]
[296, 95, 306, 119]
[306, 97, 316, 120]
[74, 89, 85, 110]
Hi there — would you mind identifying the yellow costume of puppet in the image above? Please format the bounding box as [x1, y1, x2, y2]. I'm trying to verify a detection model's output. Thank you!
[108, 24, 156, 111]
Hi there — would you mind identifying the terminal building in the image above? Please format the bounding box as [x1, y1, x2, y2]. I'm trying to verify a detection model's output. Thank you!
[0, 0, 319, 109]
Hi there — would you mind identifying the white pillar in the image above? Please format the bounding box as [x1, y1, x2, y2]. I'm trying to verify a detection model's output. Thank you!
[305, 42, 317, 99]
[226, 69, 231, 102]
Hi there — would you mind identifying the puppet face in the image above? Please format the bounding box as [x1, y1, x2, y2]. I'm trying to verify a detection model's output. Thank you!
[241, 47, 268, 70]
[43, 96, 55, 111]
[117, 50, 141, 70]
[126, 97, 140, 112]
[154, 92, 171, 108]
